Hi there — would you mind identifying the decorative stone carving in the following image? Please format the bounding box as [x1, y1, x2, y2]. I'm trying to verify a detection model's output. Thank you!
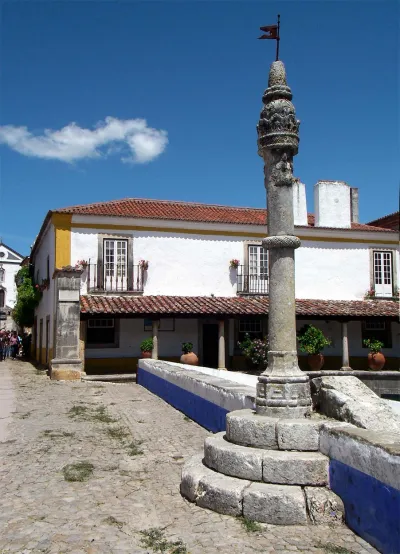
[263, 235, 301, 249]
[257, 62, 300, 155]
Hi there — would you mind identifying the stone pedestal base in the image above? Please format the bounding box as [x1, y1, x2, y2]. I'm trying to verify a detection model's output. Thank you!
[50, 359, 83, 381]
[181, 409, 345, 525]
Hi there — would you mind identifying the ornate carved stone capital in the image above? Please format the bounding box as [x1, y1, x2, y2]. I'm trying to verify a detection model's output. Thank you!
[257, 61, 300, 156]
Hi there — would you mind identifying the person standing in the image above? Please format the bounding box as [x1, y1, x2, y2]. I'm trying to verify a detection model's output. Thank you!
[10, 331, 19, 360]
[0, 332, 5, 361]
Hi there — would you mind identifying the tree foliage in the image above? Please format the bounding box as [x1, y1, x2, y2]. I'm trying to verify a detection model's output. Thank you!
[12, 266, 41, 328]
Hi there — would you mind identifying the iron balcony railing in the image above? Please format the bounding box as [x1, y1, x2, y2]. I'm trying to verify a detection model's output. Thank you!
[237, 265, 269, 295]
[87, 263, 144, 293]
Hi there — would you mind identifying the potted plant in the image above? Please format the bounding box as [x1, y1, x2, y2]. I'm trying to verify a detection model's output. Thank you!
[364, 287, 376, 300]
[180, 342, 198, 366]
[363, 338, 385, 370]
[297, 324, 331, 370]
[140, 338, 153, 359]
[230, 259, 240, 269]
[75, 259, 88, 270]
[139, 260, 149, 271]
[238, 333, 268, 371]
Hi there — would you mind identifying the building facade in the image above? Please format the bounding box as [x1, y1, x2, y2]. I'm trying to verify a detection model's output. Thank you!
[29, 181, 399, 375]
[0, 241, 24, 330]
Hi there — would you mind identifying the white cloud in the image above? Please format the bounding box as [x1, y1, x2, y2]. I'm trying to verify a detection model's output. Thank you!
[0, 116, 168, 164]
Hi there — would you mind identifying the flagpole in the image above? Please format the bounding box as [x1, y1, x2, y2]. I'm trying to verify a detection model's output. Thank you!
[276, 14, 280, 61]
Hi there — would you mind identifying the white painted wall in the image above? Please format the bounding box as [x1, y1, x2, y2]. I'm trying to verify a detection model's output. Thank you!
[0, 245, 21, 309]
[72, 227, 399, 301]
[86, 317, 199, 359]
[32, 223, 55, 346]
[314, 181, 351, 228]
[293, 181, 308, 226]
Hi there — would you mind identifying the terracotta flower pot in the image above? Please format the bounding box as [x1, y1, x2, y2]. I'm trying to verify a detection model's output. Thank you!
[180, 352, 199, 366]
[141, 351, 152, 359]
[367, 352, 385, 371]
[307, 353, 324, 371]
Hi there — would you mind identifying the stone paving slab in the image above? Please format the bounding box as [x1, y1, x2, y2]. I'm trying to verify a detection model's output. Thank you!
[0, 359, 378, 554]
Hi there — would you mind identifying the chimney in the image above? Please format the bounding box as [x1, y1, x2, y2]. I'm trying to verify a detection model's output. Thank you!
[314, 180, 351, 228]
[292, 179, 308, 226]
[350, 187, 359, 223]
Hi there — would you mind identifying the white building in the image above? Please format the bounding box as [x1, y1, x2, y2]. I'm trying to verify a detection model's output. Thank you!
[0, 241, 24, 330]
[29, 180, 399, 373]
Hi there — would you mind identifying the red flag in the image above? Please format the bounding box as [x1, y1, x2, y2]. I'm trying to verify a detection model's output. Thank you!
[258, 24, 278, 40]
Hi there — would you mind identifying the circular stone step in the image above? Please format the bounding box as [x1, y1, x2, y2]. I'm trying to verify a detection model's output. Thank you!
[181, 453, 344, 525]
[204, 432, 329, 485]
[226, 409, 323, 451]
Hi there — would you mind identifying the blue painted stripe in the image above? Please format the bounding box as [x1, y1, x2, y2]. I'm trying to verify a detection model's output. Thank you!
[137, 366, 229, 433]
[330, 458, 400, 554]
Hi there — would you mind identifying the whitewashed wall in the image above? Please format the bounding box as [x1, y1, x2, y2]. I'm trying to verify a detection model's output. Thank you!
[86, 317, 199, 359]
[71, 227, 399, 300]
[32, 223, 55, 346]
[0, 247, 21, 308]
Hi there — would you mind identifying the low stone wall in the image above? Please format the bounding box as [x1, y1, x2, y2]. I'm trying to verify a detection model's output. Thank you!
[137, 361, 400, 552]
[320, 424, 400, 554]
[306, 370, 400, 400]
[137, 360, 255, 432]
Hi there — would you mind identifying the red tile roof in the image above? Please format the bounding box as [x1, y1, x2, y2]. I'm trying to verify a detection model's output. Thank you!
[80, 295, 398, 318]
[367, 211, 399, 232]
[56, 197, 394, 232]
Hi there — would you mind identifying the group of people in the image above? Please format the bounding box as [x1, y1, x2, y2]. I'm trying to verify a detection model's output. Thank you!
[0, 330, 21, 361]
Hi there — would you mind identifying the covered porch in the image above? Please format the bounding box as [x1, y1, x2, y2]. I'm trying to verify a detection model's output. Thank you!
[79, 295, 399, 375]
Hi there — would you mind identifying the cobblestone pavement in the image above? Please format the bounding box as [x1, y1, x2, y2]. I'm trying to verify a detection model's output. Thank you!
[0, 360, 378, 554]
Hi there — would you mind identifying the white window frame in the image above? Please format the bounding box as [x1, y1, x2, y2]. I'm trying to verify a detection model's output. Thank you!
[247, 244, 269, 294]
[103, 239, 128, 291]
[372, 250, 394, 297]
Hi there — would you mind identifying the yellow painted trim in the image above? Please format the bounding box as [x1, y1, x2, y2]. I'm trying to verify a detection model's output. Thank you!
[52, 213, 72, 268]
[71, 222, 398, 245]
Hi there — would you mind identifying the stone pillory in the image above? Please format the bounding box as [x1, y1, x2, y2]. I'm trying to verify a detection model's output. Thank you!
[256, 61, 312, 418]
[181, 59, 343, 526]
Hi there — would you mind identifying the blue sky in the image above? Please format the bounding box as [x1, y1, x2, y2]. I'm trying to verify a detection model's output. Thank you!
[0, 1, 398, 255]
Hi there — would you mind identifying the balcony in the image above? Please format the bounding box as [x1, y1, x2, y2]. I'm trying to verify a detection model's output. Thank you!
[237, 265, 269, 295]
[87, 263, 144, 294]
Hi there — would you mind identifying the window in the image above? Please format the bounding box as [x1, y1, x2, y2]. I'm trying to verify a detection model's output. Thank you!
[0, 289, 4, 308]
[248, 245, 268, 293]
[0, 265, 4, 283]
[373, 251, 393, 297]
[87, 319, 117, 347]
[46, 256, 50, 282]
[362, 321, 392, 348]
[238, 318, 263, 342]
[103, 239, 128, 290]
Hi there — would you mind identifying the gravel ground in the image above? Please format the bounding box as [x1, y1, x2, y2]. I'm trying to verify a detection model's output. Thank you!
[0, 359, 377, 554]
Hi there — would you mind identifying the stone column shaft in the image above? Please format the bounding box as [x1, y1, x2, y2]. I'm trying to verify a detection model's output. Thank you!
[341, 321, 351, 370]
[255, 60, 312, 418]
[218, 320, 226, 370]
[152, 320, 159, 360]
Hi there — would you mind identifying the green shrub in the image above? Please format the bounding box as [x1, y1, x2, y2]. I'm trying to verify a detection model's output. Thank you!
[12, 266, 42, 328]
[297, 325, 331, 355]
[363, 338, 384, 353]
[238, 333, 269, 368]
[140, 338, 153, 352]
[181, 342, 193, 354]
